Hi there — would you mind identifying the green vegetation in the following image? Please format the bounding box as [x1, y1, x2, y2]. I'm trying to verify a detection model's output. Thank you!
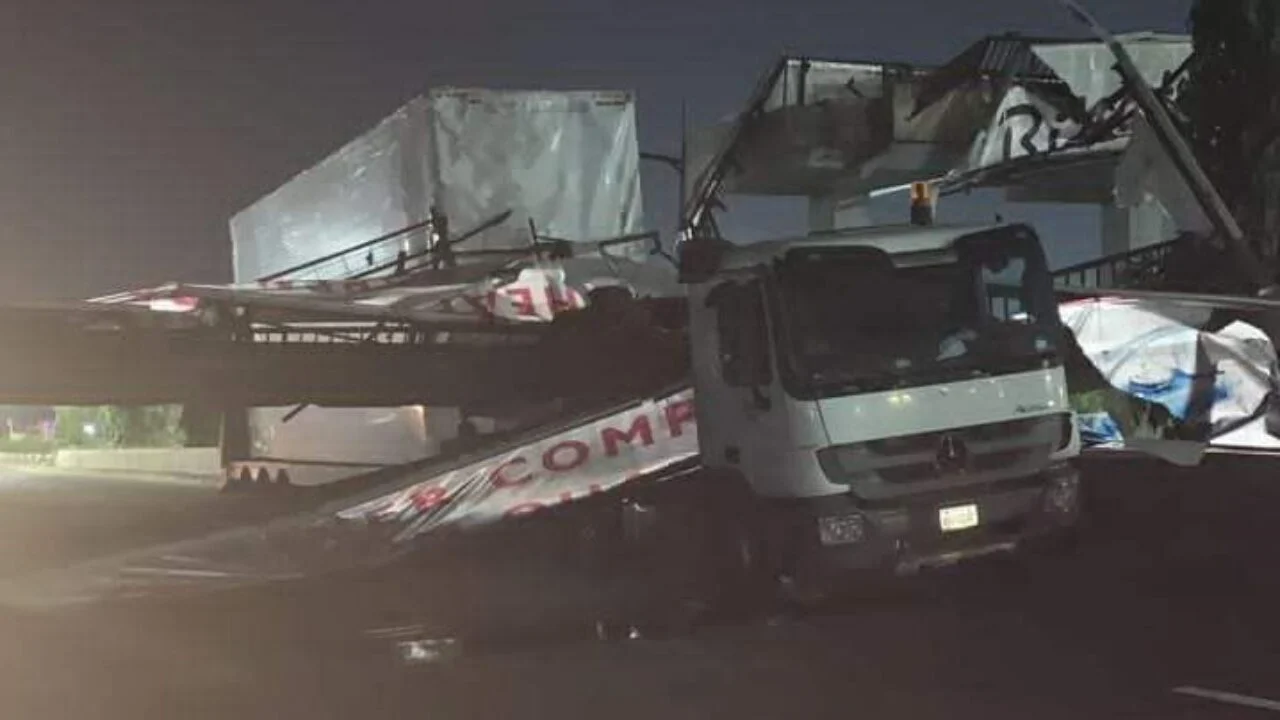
[53, 406, 187, 449]
[1069, 388, 1180, 441]
[1180, 0, 1280, 267]
[0, 435, 56, 455]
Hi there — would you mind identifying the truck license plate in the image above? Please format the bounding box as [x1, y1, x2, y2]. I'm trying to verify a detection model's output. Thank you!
[939, 504, 979, 532]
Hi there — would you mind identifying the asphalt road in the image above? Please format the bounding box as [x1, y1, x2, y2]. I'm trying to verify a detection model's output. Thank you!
[0, 458, 1277, 719]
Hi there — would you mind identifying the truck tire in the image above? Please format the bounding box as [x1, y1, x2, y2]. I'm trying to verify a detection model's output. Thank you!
[697, 477, 774, 623]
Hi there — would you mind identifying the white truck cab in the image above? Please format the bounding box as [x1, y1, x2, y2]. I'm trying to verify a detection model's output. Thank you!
[683, 222, 1082, 587]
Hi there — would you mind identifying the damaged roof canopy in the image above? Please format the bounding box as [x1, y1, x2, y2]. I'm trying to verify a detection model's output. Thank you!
[683, 33, 1192, 211]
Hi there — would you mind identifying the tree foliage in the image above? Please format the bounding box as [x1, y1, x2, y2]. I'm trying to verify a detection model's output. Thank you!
[1180, 0, 1280, 261]
[53, 406, 186, 448]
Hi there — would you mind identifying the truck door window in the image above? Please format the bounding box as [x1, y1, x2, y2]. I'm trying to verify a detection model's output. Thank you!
[957, 226, 1057, 327]
[708, 280, 771, 387]
[982, 255, 1030, 321]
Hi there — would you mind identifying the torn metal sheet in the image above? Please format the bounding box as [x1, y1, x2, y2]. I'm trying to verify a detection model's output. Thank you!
[96, 250, 676, 327]
[1032, 34, 1192, 109]
[231, 100, 429, 283]
[1115, 116, 1212, 236]
[430, 89, 646, 259]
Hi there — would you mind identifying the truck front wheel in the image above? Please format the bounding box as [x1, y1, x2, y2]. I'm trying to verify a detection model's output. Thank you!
[695, 481, 780, 622]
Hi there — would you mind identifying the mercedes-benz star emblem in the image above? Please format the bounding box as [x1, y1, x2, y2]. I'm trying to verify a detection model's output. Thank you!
[934, 433, 970, 474]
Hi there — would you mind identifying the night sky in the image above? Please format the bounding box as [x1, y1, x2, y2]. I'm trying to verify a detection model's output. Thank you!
[0, 0, 1189, 300]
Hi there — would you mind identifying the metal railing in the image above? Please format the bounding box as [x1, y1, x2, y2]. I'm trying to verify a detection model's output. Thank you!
[989, 237, 1182, 317]
[1051, 238, 1179, 291]
[257, 217, 438, 284]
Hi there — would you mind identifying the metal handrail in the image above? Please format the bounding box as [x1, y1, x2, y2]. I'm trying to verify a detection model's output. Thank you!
[256, 217, 437, 283]
[1051, 238, 1179, 290]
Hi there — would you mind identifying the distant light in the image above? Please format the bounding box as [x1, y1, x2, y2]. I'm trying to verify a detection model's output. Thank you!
[82, 423, 97, 438]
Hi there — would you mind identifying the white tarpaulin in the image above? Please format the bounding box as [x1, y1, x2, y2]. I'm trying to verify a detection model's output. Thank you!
[1062, 297, 1280, 450]
[230, 89, 646, 282]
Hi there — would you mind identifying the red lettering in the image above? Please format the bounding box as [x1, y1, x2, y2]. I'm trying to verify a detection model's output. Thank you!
[542, 441, 590, 472]
[489, 457, 532, 489]
[410, 485, 450, 512]
[602, 416, 654, 457]
[504, 501, 544, 518]
[545, 284, 574, 314]
[507, 287, 536, 316]
[664, 400, 695, 438]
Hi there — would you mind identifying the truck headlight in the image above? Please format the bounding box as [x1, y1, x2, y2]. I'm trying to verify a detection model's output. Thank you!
[1057, 414, 1075, 451]
[1044, 474, 1079, 515]
[818, 513, 866, 546]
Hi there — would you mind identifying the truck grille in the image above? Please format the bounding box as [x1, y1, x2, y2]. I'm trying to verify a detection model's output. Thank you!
[819, 414, 1065, 489]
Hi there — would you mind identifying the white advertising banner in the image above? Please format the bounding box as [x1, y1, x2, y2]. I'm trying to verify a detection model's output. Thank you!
[967, 85, 1084, 172]
[338, 388, 699, 542]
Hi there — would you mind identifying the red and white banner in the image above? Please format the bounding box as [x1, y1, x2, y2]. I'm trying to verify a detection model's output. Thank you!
[338, 388, 698, 542]
[436, 266, 587, 323]
[87, 265, 588, 325]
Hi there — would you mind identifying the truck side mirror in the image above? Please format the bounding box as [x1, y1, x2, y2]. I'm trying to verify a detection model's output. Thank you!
[678, 238, 729, 284]
[740, 304, 773, 410]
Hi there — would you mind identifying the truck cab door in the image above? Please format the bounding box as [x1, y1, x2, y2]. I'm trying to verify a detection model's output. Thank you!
[693, 276, 779, 478]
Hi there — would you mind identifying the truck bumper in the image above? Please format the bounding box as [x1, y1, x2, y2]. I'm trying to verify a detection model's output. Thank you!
[763, 462, 1082, 586]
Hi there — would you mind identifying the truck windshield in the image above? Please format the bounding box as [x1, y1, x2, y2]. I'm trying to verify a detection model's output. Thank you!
[773, 232, 1061, 396]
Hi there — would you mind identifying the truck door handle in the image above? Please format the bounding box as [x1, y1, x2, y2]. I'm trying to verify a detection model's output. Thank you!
[725, 446, 741, 464]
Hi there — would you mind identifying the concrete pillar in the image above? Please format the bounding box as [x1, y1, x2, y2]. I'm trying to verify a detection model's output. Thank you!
[423, 406, 462, 456]
[1101, 198, 1176, 257]
[808, 195, 835, 232]
[834, 196, 874, 229]
[219, 407, 251, 466]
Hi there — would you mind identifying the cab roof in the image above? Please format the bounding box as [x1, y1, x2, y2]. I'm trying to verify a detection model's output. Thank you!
[717, 222, 1022, 272]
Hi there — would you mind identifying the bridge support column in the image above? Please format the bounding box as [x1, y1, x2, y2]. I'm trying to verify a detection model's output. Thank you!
[1101, 198, 1176, 257]
[424, 406, 462, 457]
[834, 195, 874, 229]
[219, 406, 251, 468]
[808, 195, 836, 232]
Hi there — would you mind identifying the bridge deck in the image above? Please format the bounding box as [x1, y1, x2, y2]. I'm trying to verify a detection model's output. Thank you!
[0, 301, 688, 410]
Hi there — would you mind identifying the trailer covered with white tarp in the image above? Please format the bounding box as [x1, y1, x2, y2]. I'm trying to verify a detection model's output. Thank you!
[223, 87, 667, 476]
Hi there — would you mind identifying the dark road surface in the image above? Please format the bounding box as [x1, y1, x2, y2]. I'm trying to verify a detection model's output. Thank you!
[0, 458, 1278, 719]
